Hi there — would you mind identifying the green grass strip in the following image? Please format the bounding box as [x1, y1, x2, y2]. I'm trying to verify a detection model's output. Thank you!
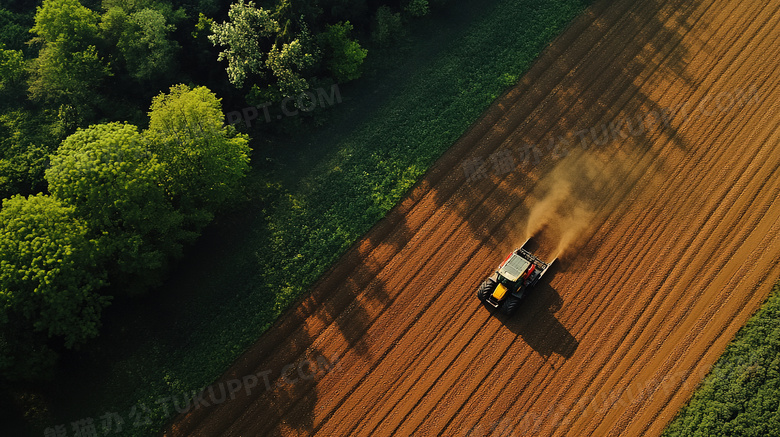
[663, 281, 780, 436]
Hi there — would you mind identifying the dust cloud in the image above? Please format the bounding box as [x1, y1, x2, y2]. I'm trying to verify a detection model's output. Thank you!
[521, 148, 627, 260]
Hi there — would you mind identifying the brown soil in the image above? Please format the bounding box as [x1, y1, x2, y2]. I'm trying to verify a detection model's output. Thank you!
[164, 0, 780, 435]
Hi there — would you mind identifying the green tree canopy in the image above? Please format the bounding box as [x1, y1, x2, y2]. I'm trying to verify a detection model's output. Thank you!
[209, 0, 279, 88]
[318, 21, 367, 83]
[0, 110, 59, 199]
[146, 84, 251, 226]
[265, 30, 317, 99]
[209, 0, 318, 98]
[0, 44, 23, 91]
[100, 6, 179, 82]
[371, 6, 402, 48]
[0, 8, 29, 50]
[271, 0, 322, 42]
[0, 194, 109, 348]
[27, 43, 110, 110]
[30, 0, 100, 49]
[404, 0, 430, 17]
[46, 122, 186, 291]
[28, 0, 109, 114]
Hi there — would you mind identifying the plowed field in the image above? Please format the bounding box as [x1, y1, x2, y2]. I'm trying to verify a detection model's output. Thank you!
[165, 0, 780, 435]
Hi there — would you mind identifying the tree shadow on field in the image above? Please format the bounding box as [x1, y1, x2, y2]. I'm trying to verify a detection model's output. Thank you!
[430, 0, 709, 247]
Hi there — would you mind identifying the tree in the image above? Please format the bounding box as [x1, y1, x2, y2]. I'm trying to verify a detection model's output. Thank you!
[265, 28, 317, 98]
[192, 12, 213, 41]
[30, 0, 100, 50]
[0, 44, 24, 103]
[28, 0, 109, 114]
[100, 6, 179, 82]
[271, 0, 322, 43]
[45, 122, 186, 292]
[27, 43, 110, 111]
[209, 0, 318, 97]
[318, 21, 367, 83]
[125, 9, 178, 81]
[209, 0, 279, 88]
[0, 8, 29, 50]
[146, 84, 251, 228]
[0, 44, 23, 89]
[0, 194, 110, 349]
[0, 110, 59, 199]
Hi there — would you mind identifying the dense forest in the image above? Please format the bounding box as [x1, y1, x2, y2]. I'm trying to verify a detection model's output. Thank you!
[0, 0, 444, 382]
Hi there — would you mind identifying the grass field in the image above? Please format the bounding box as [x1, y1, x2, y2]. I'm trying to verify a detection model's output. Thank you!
[663, 281, 780, 436]
[13, 0, 591, 435]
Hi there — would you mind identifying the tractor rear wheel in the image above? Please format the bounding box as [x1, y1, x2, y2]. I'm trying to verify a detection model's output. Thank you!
[502, 295, 522, 315]
[477, 278, 497, 300]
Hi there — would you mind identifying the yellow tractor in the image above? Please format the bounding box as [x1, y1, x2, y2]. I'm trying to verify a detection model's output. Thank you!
[476, 239, 555, 315]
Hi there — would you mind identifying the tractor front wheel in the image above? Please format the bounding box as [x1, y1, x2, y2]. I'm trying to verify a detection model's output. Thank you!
[477, 278, 497, 300]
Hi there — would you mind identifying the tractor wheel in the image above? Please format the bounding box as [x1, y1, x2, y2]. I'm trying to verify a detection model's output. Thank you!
[502, 295, 522, 315]
[477, 278, 497, 300]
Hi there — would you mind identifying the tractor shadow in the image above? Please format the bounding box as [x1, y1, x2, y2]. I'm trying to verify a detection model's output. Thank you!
[480, 264, 578, 360]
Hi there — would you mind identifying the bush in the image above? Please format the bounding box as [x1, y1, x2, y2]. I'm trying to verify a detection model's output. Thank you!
[371, 6, 403, 48]
[318, 21, 368, 82]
